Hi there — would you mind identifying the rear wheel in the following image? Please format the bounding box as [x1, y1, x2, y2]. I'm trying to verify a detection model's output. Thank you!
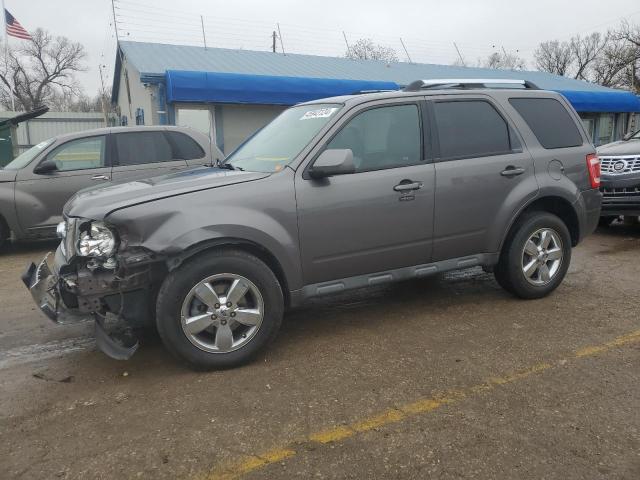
[156, 249, 284, 370]
[494, 212, 571, 299]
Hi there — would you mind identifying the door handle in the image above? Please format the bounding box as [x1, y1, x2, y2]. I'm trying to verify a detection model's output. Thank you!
[500, 166, 525, 177]
[91, 174, 110, 181]
[393, 180, 423, 192]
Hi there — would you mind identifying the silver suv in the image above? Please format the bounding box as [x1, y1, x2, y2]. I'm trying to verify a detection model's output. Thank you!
[0, 126, 220, 248]
[24, 80, 602, 370]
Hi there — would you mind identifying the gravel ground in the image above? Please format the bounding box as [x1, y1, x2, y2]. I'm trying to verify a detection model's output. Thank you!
[0, 224, 638, 480]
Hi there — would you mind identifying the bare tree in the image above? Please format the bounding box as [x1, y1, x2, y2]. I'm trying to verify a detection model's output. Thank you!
[570, 32, 607, 80]
[0, 28, 86, 111]
[591, 36, 638, 88]
[481, 51, 526, 70]
[345, 38, 398, 63]
[534, 40, 573, 76]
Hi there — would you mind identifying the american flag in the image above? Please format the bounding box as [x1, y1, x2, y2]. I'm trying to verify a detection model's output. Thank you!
[5, 9, 31, 40]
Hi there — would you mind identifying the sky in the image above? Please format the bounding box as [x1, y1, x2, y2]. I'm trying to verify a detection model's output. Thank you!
[5, 0, 640, 96]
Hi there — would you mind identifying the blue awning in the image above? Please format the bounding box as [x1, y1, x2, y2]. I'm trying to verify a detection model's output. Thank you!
[165, 69, 640, 113]
[166, 70, 399, 105]
[557, 90, 640, 113]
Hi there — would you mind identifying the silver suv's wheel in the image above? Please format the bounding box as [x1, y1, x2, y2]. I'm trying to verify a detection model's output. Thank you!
[521, 228, 563, 286]
[181, 273, 264, 353]
[157, 249, 283, 370]
[495, 211, 571, 299]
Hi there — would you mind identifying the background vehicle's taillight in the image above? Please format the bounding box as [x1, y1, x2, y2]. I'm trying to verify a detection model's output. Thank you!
[586, 153, 600, 188]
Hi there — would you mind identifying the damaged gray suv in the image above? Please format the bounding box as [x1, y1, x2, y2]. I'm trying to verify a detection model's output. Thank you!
[24, 79, 602, 370]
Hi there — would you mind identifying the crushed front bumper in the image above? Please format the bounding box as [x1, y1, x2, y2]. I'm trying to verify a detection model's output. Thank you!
[23, 253, 139, 360]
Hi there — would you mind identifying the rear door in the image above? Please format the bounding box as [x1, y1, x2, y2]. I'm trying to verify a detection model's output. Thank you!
[15, 134, 112, 235]
[111, 130, 188, 182]
[430, 96, 537, 261]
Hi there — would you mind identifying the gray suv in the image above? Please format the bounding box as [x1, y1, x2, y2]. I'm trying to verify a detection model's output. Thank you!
[24, 79, 602, 370]
[0, 126, 219, 248]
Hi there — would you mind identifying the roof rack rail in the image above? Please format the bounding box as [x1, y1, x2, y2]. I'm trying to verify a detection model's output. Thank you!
[403, 78, 540, 92]
[350, 89, 397, 95]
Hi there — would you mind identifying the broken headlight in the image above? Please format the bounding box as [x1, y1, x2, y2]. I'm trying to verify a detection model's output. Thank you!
[77, 222, 117, 258]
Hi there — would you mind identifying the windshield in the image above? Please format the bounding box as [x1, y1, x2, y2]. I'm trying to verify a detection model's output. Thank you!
[224, 103, 342, 173]
[4, 139, 54, 170]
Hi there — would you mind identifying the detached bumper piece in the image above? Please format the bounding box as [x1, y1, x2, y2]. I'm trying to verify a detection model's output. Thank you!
[22, 254, 90, 325]
[23, 253, 139, 360]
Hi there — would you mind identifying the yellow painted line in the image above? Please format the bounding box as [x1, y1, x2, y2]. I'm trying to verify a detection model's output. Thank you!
[575, 329, 640, 358]
[198, 329, 640, 480]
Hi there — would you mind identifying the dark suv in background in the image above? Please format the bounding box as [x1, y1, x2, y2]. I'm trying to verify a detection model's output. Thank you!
[597, 128, 640, 224]
[0, 126, 221, 249]
[25, 79, 602, 370]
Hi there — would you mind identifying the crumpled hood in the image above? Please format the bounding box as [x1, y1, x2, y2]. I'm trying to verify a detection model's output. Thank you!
[65, 167, 271, 220]
[597, 139, 640, 156]
[0, 169, 17, 182]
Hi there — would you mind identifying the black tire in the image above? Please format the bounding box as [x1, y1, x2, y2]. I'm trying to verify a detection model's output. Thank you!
[156, 249, 284, 370]
[598, 216, 617, 227]
[494, 211, 571, 299]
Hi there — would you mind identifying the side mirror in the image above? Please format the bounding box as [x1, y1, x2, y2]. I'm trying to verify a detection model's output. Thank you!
[34, 160, 58, 174]
[309, 149, 355, 179]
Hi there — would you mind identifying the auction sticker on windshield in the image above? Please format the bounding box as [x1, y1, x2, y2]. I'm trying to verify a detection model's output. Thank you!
[300, 107, 339, 120]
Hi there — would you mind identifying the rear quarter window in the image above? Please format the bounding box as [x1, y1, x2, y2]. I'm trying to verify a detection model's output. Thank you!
[166, 131, 206, 160]
[509, 98, 583, 149]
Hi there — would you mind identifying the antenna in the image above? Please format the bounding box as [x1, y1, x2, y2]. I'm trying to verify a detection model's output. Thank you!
[453, 42, 465, 66]
[399, 38, 412, 64]
[277, 23, 285, 54]
[200, 16, 207, 49]
[343, 31, 351, 57]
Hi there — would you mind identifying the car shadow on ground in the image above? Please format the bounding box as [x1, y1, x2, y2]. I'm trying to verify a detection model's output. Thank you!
[1, 239, 60, 255]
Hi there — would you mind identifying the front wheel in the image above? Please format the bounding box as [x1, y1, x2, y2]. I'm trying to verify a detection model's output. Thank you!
[156, 249, 284, 370]
[494, 212, 571, 299]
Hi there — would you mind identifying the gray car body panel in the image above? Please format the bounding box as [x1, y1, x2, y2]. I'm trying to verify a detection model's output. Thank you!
[0, 126, 221, 240]
[53, 87, 600, 308]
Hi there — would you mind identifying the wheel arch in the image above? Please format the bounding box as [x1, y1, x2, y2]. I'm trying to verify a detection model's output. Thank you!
[165, 237, 292, 307]
[500, 195, 580, 254]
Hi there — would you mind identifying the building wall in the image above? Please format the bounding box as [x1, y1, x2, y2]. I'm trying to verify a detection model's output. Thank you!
[115, 58, 157, 127]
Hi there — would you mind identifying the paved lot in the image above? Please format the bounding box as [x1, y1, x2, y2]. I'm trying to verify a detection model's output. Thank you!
[0, 225, 639, 480]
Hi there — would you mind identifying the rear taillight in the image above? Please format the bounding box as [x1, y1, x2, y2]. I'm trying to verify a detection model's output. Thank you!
[586, 153, 600, 188]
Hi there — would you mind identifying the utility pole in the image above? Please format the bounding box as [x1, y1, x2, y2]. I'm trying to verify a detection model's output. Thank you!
[342, 31, 351, 57]
[272, 30, 277, 53]
[1, 0, 16, 111]
[277, 23, 285, 55]
[453, 42, 465, 66]
[399, 37, 412, 63]
[200, 16, 207, 49]
[98, 64, 109, 124]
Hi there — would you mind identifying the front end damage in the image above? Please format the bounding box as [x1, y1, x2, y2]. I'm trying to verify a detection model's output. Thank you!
[23, 220, 165, 360]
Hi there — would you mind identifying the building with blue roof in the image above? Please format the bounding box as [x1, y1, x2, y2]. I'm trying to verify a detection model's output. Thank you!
[112, 41, 640, 153]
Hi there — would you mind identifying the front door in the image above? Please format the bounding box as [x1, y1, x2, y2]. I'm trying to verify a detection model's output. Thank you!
[430, 98, 537, 261]
[15, 134, 112, 235]
[295, 102, 435, 284]
[110, 130, 188, 182]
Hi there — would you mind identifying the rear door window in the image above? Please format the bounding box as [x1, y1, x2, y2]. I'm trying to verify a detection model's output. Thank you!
[115, 131, 173, 166]
[433, 100, 513, 160]
[509, 98, 583, 149]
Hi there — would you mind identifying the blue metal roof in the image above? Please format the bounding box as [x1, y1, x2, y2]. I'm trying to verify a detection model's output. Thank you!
[118, 41, 640, 112]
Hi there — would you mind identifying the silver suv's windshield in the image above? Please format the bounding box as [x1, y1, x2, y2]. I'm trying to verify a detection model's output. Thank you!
[4, 139, 54, 170]
[224, 103, 342, 173]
